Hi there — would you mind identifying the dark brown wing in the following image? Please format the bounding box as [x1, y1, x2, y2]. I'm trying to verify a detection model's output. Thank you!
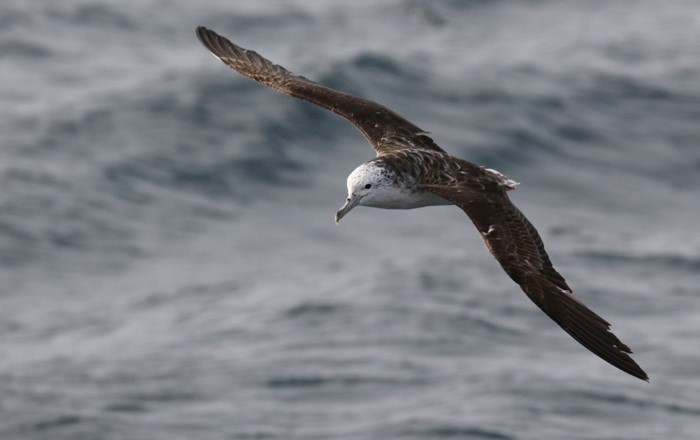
[196, 26, 444, 154]
[422, 183, 649, 381]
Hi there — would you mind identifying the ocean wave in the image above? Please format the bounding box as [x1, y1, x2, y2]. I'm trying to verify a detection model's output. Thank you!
[575, 250, 700, 272]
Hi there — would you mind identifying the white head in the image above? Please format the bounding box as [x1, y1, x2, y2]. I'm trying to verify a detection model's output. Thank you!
[335, 161, 393, 223]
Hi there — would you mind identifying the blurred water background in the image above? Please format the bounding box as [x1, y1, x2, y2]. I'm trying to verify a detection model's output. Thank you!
[1, 1, 700, 439]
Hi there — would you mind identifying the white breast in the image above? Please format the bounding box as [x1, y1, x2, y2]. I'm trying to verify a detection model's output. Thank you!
[364, 186, 452, 209]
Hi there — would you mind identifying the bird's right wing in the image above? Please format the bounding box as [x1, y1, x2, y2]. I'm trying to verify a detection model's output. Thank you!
[422, 183, 649, 381]
[196, 27, 444, 154]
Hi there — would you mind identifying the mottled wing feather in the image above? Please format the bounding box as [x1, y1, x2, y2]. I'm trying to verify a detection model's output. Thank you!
[422, 184, 649, 381]
[196, 27, 444, 154]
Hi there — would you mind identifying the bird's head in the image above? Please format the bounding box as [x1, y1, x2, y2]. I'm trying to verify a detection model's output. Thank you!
[335, 161, 392, 224]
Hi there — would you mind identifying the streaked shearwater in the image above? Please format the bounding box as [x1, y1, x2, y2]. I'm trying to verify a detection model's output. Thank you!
[196, 27, 648, 381]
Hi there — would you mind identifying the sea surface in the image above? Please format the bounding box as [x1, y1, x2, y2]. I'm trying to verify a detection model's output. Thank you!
[1, 1, 699, 439]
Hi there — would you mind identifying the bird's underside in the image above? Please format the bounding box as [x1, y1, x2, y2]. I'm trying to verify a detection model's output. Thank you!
[196, 26, 648, 381]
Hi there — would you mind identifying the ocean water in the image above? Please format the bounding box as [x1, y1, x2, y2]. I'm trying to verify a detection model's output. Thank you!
[1, 0, 699, 439]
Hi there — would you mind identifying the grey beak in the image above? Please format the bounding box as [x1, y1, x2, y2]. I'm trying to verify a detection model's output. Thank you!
[335, 194, 361, 224]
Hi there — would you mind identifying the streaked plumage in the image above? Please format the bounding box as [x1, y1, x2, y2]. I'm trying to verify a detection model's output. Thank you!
[195, 26, 648, 381]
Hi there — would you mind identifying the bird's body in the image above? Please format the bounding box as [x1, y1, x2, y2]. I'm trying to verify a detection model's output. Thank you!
[195, 26, 648, 381]
[342, 152, 498, 211]
[345, 161, 453, 210]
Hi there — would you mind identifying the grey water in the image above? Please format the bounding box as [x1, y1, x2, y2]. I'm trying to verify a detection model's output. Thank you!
[1, 0, 699, 439]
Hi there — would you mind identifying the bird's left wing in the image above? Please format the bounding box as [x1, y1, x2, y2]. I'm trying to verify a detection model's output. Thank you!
[196, 27, 444, 154]
[422, 183, 649, 381]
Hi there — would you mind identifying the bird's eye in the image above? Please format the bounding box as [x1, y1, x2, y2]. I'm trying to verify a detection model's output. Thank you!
[364, 184, 372, 189]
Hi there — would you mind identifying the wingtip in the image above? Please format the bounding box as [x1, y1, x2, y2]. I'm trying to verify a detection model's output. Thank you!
[631, 367, 650, 382]
[637, 366, 650, 383]
[195, 26, 221, 48]
[195, 26, 206, 45]
[195, 26, 211, 42]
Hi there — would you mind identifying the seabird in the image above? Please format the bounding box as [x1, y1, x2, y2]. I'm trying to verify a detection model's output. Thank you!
[195, 27, 648, 381]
